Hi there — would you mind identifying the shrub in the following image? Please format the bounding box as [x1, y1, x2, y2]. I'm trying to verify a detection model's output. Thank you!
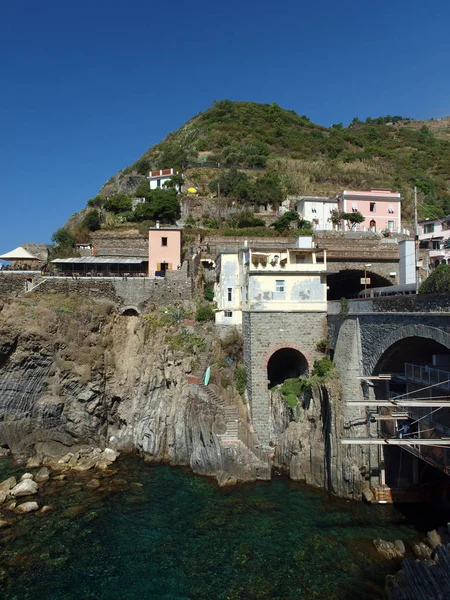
[195, 305, 215, 322]
[311, 356, 334, 378]
[220, 328, 243, 362]
[316, 338, 329, 353]
[280, 378, 303, 408]
[235, 364, 247, 396]
[419, 264, 450, 294]
[204, 286, 214, 301]
[82, 210, 101, 232]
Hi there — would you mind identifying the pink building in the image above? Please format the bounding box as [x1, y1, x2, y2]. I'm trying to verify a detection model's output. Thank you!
[335, 189, 403, 233]
[148, 225, 182, 276]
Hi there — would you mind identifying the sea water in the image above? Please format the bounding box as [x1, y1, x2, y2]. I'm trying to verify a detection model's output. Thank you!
[0, 454, 433, 599]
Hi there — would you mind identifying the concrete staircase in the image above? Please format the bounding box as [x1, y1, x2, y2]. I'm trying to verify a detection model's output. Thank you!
[197, 383, 239, 443]
[193, 335, 213, 382]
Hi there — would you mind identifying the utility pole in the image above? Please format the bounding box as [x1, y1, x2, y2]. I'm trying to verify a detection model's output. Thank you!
[414, 186, 419, 293]
[217, 163, 222, 229]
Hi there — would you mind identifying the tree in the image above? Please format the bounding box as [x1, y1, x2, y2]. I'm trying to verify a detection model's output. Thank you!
[249, 173, 283, 208]
[329, 209, 364, 230]
[419, 264, 450, 294]
[134, 188, 180, 223]
[51, 227, 76, 247]
[163, 173, 184, 193]
[87, 195, 104, 208]
[270, 211, 304, 234]
[104, 193, 132, 214]
[82, 209, 101, 232]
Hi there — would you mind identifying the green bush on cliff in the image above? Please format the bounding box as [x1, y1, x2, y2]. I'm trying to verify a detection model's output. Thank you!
[235, 364, 247, 396]
[195, 305, 215, 322]
[280, 378, 303, 408]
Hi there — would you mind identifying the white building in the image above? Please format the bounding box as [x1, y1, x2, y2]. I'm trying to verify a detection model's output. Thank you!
[214, 237, 330, 325]
[418, 216, 450, 268]
[148, 168, 179, 190]
[295, 197, 338, 231]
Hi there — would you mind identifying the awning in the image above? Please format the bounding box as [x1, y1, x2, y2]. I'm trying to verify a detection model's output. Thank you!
[51, 257, 147, 265]
[0, 246, 39, 260]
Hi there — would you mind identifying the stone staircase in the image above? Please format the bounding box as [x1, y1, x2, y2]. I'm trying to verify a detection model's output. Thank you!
[197, 383, 239, 443]
[193, 335, 213, 382]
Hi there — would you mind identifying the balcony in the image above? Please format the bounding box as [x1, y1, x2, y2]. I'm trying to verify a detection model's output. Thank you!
[248, 249, 327, 273]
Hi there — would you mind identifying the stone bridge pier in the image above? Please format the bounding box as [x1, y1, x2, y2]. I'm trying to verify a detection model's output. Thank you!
[243, 311, 327, 446]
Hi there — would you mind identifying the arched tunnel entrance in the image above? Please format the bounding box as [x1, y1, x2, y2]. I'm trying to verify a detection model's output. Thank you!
[373, 335, 450, 502]
[327, 269, 393, 300]
[267, 348, 308, 387]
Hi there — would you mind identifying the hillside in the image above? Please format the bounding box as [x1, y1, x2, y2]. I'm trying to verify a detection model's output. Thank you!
[95, 101, 450, 224]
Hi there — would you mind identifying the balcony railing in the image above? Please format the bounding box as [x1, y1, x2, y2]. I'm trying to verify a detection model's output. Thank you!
[404, 363, 450, 391]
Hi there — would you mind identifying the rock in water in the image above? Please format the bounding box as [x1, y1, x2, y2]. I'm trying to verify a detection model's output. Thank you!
[35, 467, 50, 483]
[10, 479, 38, 497]
[19, 473, 34, 481]
[0, 477, 17, 493]
[26, 457, 41, 468]
[15, 501, 39, 514]
[373, 539, 406, 559]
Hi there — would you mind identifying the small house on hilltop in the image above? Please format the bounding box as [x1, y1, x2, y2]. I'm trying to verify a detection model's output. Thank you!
[148, 168, 179, 190]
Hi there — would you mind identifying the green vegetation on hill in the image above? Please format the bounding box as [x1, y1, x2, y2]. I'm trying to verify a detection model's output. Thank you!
[107, 101, 450, 222]
[54, 101, 450, 247]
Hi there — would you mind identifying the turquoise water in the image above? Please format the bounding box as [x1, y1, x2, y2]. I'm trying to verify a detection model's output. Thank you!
[0, 455, 423, 599]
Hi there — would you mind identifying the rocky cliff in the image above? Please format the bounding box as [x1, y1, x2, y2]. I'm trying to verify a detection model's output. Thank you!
[0, 292, 363, 497]
[0, 293, 269, 486]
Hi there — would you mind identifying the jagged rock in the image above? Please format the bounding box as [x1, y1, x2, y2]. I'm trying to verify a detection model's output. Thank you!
[5, 501, 16, 511]
[0, 491, 7, 504]
[362, 487, 374, 503]
[77, 390, 96, 402]
[19, 473, 34, 481]
[102, 448, 119, 463]
[427, 529, 442, 549]
[10, 479, 38, 497]
[373, 539, 406, 559]
[412, 542, 433, 559]
[15, 501, 39, 514]
[26, 457, 41, 468]
[0, 477, 16, 493]
[35, 467, 50, 483]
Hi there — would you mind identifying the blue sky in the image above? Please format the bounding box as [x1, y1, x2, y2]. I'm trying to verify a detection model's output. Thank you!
[1, 0, 449, 252]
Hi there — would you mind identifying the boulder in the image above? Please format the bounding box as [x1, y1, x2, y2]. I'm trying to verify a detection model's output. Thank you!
[373, 539, 406, 560]
[0, 519, 12, 529]
[39, 504, 56, 514]
[0, 491, 7, 505]
[102, 448, 119, 463]
[35, 467, 50, 483]
[15, 501, 39, 514]
[0, 477, 16, 493]
[10, 479, 38, 497]
[412, 542, 433, 560]
[20, 473, 34, 481]
[362, 487, 374, 503]
[26, 457, 41, 469]
[427, 529, 442, 550]
[74, 458, 97, 471]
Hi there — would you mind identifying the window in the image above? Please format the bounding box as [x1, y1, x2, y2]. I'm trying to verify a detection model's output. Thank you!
[433, 240, 441, 250]
[274, 280, 286, 300]
[370, 202, 376, 212]
[161, 237, 168, 246]
[227, 287, 232, 302]
[424, 223, 435, 234]
[387, 221, 394, 232]
[388, 205, 394, 213]
[224, 310, 233, 318]
[352, 203, 358, 211]
[156, 179, 161, 188]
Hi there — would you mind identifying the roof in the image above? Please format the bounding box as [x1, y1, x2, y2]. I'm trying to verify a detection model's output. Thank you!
[0, 246, 40, 260]
[51, 257, 147, 265]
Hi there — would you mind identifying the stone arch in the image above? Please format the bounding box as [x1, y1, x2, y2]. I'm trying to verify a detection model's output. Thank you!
[369, 324, 450, 375]
[120, 306, 141, 317]
[265, 344, 311, 386]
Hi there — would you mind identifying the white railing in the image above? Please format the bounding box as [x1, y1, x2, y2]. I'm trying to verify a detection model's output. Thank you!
[404, 363, 450, 391]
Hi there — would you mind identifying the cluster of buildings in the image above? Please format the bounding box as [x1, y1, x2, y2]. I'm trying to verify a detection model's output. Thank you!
[294, 188, 405, 234]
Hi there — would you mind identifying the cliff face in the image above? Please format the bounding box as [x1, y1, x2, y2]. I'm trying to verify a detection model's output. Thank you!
[0, 293, 365, 497]
[0, 295, 269, 486]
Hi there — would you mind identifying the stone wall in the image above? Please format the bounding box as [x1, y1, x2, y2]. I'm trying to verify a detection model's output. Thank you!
[328, 293, 450, 315]
[90, 230, 148, 257]
[0, 274, 38, 301]
[28, 271, 193, 310]
[243, 310, 327, 445]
